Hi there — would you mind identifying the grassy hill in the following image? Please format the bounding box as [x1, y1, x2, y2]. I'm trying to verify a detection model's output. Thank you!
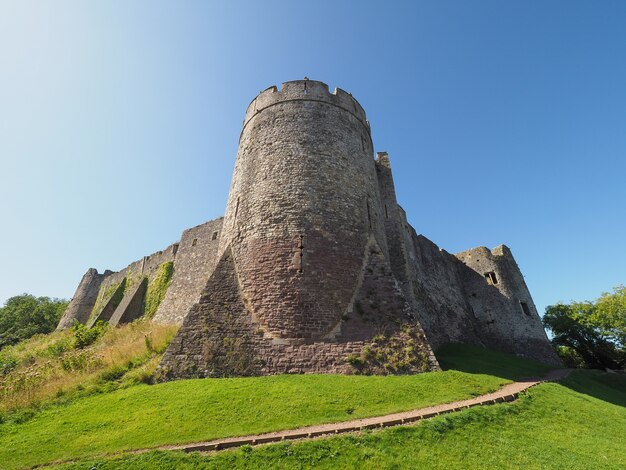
[0, 356, 506, 468]
[61, 369, 625, 470]
[0, 323, 624, 469]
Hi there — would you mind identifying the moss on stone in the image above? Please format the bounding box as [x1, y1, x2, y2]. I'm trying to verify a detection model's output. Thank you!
[88, 279, 126, 325]
[346, 325, 431, 375]
[144, 262, 174, 319]
[123, 268, 143, 296]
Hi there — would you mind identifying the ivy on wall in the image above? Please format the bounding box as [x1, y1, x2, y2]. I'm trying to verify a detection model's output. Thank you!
[144, 262, 174, 319]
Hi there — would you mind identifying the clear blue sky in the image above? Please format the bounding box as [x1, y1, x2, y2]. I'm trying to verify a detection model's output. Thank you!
[1, 1, 624, 318]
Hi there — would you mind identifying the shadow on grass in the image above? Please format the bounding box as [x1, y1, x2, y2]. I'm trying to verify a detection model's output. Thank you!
[436, 343, 556, 381]
[436, 343, 626, 408]
[559, 369, 626, 408]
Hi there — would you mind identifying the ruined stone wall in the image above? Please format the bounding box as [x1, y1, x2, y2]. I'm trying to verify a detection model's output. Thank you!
[152, 218, 223, 324]
[373, 152, 482, 352]
[218, 80, 390, 341]
[455, 245, 560, 364]
[57, 242, 178, 329]
[56, 268, 109, 330]
[85, 243, 179, 326]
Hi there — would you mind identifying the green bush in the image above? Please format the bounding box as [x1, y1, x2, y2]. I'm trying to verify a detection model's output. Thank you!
[72, 321, 108, 349]
[544, 299, 625, 369]
[44, 338, 73, 357]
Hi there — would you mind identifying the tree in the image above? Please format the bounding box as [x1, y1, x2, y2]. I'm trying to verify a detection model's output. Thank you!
[593, 285, 626, 349]
[543, 287, 626, 370]
[0, 294, 69, 349]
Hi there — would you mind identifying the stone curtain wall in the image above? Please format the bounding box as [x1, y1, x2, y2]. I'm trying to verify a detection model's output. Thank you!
[407, 233, 484, 350]
[152, 218, 223, 324]
[57, 243, 178, 329]
[57, 218, 223, 330]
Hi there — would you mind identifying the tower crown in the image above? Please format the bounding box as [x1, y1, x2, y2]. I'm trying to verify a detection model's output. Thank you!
[243, 79, 369, 131]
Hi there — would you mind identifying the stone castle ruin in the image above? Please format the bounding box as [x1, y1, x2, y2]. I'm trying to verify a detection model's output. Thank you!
[57, 79, 560, 378]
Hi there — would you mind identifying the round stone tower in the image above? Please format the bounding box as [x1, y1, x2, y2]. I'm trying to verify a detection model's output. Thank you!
[219, 79, 388, 341]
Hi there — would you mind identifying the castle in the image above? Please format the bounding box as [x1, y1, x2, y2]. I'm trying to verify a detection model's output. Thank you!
[57, 79, 560, 378]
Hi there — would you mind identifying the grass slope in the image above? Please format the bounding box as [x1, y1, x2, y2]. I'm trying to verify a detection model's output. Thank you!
[66, 370, 626, 470]
[0, 321, 177, 414]
[59, 346, 626, 470]
[0, 370, 505, 469]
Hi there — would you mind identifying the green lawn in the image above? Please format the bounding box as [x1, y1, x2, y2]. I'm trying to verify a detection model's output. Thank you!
[64, 369, 626, 470]
[0, 363, 506, 469]
[56, 346, 626, 470]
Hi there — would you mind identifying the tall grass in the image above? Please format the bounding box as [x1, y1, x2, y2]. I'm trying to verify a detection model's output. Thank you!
[0, 321, 177, 414]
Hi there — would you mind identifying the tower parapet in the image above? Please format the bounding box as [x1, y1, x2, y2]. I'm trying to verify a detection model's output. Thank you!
[243, 80, 369, 132]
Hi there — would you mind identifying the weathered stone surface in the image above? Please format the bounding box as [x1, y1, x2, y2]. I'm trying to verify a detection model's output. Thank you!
[88, 281, 125, 327]
[58, 243, 179, 330]
[152, 218, 223, 324]
[60, 79, 560, 374]
[455, 245, 561, 364]
[218, 80, 389, 341]
[56, 268, 108, 330]
[108, 277, 148, 326]
[157, 246, 437, 379]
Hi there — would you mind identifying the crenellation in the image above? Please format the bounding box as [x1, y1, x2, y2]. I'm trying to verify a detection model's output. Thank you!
[243, 80, 368, 133]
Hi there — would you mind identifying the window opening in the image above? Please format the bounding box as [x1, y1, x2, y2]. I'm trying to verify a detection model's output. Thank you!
[212, 231, 218, 240]
[485, 271, 498, 285]
[298, 235, 304, 274]
[520, 301, 532, 316]
[191, 238, 198, 247]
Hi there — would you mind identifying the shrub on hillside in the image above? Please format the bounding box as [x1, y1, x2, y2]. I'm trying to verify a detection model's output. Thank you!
[72, 321, 108, 349]
[0, 295, 69, 349]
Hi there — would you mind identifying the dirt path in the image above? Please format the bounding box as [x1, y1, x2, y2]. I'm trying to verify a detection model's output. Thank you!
[150, 368, 572, 454]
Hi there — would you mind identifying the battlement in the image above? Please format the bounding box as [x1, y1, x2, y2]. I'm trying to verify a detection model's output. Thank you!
[243, 79, 369, 131]
[455, 244, 512, 260]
